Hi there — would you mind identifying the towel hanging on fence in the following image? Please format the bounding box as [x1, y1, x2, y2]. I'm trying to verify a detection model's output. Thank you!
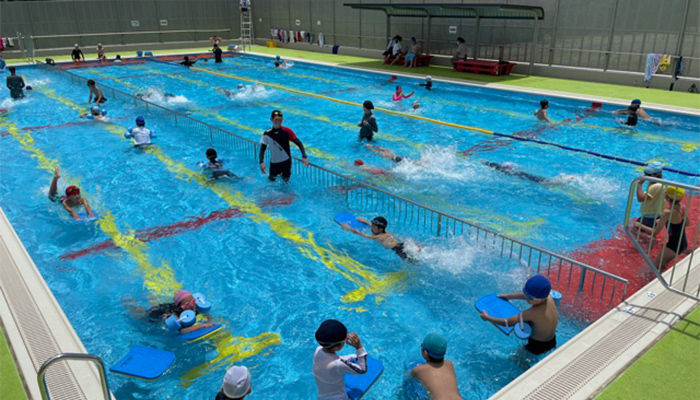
[290, 30, 295, 43]
[644, 53, 663, 85]
[319, 32, 325, 47]
[658, 54, 672, 72]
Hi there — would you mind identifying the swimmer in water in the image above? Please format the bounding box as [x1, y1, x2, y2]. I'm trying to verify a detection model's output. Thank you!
[87, 79, 107, 104]
[365, 144, 407, 164]
[135, 90, 176, 100]
[48, 165, 94, 220]
[534, 99, 551, 123]
[274, 55, 287, 68]
[419, 75, 433, 91]
[341, 216, 415, 261]
[613, 99, 652, 126]
[200, 148, 237, 180]
[217, 84, 245, 98]
[392, 86, 414, 102]
[358, 100, 378, 142]
[353, 159, 389, 175]
[381, 75, 398, 86]
[124, 116, 156, 147]
[80, 106, 106, 120]
[482, 161, 574, 186]
[180, 55, 198, 67]
[125, 289, 216, 334]
[412, 101, 420, 110]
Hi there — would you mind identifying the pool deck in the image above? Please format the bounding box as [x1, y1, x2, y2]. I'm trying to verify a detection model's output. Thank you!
[0, 208, 114, 400]
[1, 47, 699, 400]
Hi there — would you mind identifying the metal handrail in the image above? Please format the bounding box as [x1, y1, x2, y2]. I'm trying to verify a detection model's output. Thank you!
[38, 353, 111, 400]
[31, 29, 231, 40]
[36, 61, 630, 304]
[623, 176, 700, 300]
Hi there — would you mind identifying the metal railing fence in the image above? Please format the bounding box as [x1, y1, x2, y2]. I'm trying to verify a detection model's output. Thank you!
[624, 176, 700, 300]
[37, 61, 629, 305]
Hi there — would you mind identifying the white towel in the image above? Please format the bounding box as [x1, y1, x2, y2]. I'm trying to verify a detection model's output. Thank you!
[319, 32, 325, 47]
[290, 30, 295, 43]
[644, 53, 662, 85]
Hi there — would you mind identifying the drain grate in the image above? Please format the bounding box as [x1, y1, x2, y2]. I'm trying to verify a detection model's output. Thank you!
[0, 235, 88, 400]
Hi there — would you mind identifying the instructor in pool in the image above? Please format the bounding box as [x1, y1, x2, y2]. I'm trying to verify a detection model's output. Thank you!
[259, 110, 309, 182]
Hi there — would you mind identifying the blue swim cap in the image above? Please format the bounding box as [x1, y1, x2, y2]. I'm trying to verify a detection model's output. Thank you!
[136, 116, 145, 125]
[421, 333, 447, 359]
[276, 55, 281, 60]
[523, 275, 551, 299]
[631, 99, 642, 105]
[643, 161, 663, 175]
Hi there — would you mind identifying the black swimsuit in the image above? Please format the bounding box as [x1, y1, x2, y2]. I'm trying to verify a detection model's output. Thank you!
[666, 208, 687, 254]
[525, 335, 557, 355]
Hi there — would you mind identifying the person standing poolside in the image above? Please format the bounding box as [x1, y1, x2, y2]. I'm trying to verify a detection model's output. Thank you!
[216, 366, 252, 400]
[410, 333, 464, 400]
[71, 44, 85, 64]
[633, 161, 665, 232]
[403, 37, 420, 68]
[480, 275, 559, 355]
[212, 44, 223, 63]
[636, 186, 689, 268]
[48, 166, 94, 220]
[210, 35, 222, 46]
[96, 43, 106, 62]
[259, 110, 308, 182]
[535, 99, 551, 123]
[5, 67, 25, 100]
[358, 100, 378, 142]
[313, 319, 368, 400]
[87, 79, 107, 104]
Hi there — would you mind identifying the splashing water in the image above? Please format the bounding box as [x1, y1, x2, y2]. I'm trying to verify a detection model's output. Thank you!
[393, 145, 485, 182]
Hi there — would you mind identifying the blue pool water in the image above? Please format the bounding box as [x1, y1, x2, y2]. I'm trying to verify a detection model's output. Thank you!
[0, 57, 697, 400]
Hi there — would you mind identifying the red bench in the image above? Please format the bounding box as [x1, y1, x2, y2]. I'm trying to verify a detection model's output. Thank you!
[452, 59, 516, 76]
[384, 54, 434, 67]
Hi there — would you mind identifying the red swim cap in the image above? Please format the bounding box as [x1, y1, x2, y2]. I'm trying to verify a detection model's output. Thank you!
[354, 159, 364, 166]
[65, 186, 80, 197]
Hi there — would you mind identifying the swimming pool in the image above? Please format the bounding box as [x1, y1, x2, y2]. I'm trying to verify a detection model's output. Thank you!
[0, 57, 695, 399]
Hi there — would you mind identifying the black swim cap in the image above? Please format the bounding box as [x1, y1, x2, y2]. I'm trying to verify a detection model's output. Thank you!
[87, 79, 95, 86]
[315, 319, 347, 348]
[271, 110, 283, 118]
[371, 216, 388, 228]
[206, 148, 218, 158]
[363, 100, 374, 110]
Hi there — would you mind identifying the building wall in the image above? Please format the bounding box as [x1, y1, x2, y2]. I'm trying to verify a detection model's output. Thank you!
[253, 0, 700, 78]
[0, 0, 238, 51]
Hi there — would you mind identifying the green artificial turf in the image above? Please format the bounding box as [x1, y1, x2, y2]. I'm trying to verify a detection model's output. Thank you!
[596, 305, 700, 400]
[0, 325, 28, 400]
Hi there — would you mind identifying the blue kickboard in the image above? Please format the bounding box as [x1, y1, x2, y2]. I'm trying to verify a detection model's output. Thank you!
[345, 356, 384, 400]
[109, 345, 175, 380]
[335, 213, 367, 231]
[177, 324, 222, 342]
[73, 212, 97, 224]
[474, 294, 521, 335]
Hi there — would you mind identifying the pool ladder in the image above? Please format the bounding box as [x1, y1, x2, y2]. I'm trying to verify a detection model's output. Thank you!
[38, 353, 112, 400]
[240, 8, 254, 51]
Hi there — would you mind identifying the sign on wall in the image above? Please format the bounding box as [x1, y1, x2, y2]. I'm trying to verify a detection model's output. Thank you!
[295, 19, 301, 26]
[449, 26, 457, 34]
[131, 20, 140, 27]
[160, 20, 168, 26]
[317, 20, 321, 26]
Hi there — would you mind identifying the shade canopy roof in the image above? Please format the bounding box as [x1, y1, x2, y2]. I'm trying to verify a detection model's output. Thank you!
[343, 3, 544, 20]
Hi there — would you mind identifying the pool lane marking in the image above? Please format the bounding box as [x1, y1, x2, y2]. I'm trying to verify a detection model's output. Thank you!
[60, 196, 295, 260]
[186, 66, 495, 134]
[0, 116, 282, 381]
[100, 124, 405, 303]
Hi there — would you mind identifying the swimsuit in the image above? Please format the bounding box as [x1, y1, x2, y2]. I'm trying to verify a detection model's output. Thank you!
[147, 303, 179, 322]
[666, 208, 687, 254]
[359, 114, 378, 141]
[392, 242, 409, 260]
[525, 335, 556, 355]
[260, 126, 299, 181]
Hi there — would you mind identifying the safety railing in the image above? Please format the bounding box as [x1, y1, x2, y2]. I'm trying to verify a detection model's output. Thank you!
[37, 61, 629, 305]
[38, 353, 111, 400]
[624, 176, 700, 300]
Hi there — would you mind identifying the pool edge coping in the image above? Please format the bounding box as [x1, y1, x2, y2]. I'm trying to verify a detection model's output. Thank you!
[0, 206, 114, 400]
[490, 248, 700, 400]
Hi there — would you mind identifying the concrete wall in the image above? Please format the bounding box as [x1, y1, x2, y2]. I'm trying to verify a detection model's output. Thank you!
[0, 0, 238, 50]
[252, 0, 700, 79]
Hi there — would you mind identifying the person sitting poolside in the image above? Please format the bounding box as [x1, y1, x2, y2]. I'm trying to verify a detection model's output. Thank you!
[48, 166, 94, 220]
[480, 275, 559, 355]
[313, 319, 368, 400]
[410, 333, 464, 400]
[482, 161, 573, 186]
[341, 216, 415, 261]
[71, 44, 85, 64]
[124, 116, 156, 147]
[393, 86, 414, 102]
[534, 99, 551, 123]
[200, 148, 237, 180]
[633, 161, 665, 233]
[126, 289, 216, 334]
[452, 37, 468, 61]
[217, 366, 252, 400]
[96, 43, 107, 62]
[80, 105, 106, 120]
[180, 55, 198, 67]
[114, 55, 123, 63]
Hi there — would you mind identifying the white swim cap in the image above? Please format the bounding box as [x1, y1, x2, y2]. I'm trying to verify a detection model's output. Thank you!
[426, 75, 432, 81]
